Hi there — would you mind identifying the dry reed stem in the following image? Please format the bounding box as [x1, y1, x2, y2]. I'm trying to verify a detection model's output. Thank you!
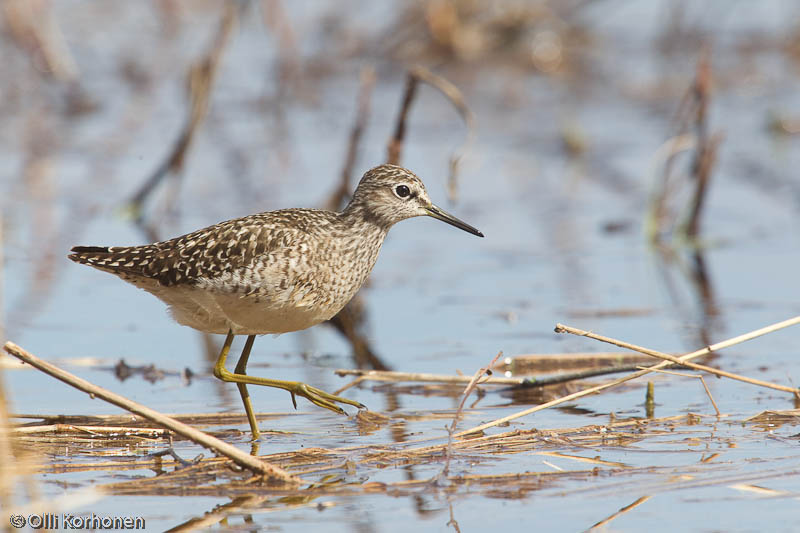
[588, 495, 652, 531]
[34, 460, 213, 475]
[455, 316, 800, 436]
[502, 351, 656, 371]
[334, 362, 647, 394]
[541, 460, 563, 471]
[728, 484, 791, 496]
[103, 468, 581, 497]
[564, 461, 800, 499]
[21, 411, 755, 489]
[558, 323, 799, 395]
[335, 369, 522, 390]
[11, 425, 168, 437]
[648, 47, 720, 243]
[745, 409, 800, 424]
[103, 455, 601, 496]
[94, 413, 737, 496]
[535, 451, 627, 468]
[13, 411, 295, 428]
[395, 413, 697, 458]
[2, 341, 298, 482]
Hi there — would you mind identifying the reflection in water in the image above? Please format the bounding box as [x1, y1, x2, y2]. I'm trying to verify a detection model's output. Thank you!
[688, 249, 719, 345]
[328, 301, 389, 371]
[6, 115, 60, 338]
[652, 245, 720, 351]
[113, 358, 194, 385]
[446, 500, 462, 533]
[126, 4, 236, 226]
[164, 494, 288, 532]
[502, 381, 581, 407]
[645, 381, 656, 418]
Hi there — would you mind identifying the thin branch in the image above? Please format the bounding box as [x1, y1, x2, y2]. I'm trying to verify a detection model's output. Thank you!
[3, 341, 298, 483]
[455, 315, 800, 437]
[556, 323, 799, 394]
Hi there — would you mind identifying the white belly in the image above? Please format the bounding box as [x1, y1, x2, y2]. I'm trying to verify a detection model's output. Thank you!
[123, 277, 341, 335]
[164, 286, 339, 335]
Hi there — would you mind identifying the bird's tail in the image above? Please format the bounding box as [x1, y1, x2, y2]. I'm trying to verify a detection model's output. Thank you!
[68, 245, 153, 276]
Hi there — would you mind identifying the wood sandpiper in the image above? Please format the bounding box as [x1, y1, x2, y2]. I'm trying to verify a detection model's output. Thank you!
[69, 164, 483, 439]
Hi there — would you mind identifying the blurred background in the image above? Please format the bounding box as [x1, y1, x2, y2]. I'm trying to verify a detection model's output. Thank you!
[1, 1, 799, 531]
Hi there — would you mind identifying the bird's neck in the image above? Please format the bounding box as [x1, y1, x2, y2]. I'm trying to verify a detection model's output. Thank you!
[329, 207, 389, 296]
[340, 199, 393, 235]
[334, 205, 390, 271]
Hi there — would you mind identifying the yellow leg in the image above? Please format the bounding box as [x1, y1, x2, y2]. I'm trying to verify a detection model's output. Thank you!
[234, 335, 260, 440]
[213, 330, 364, 438]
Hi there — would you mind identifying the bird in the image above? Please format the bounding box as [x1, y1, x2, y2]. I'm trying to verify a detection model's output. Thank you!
[68, 164, 484, 439]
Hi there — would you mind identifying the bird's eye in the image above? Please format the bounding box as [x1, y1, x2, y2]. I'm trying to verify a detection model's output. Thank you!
[395, 185, 411, 198]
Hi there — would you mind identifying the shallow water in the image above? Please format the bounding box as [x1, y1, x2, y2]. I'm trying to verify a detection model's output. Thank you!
[2, 1, 800, 531]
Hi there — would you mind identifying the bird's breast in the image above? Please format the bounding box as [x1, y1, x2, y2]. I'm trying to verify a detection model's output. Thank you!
[183, 227, 386, 335]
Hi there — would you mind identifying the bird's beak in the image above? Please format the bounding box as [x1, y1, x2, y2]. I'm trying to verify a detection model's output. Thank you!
[425, 204, 484, 237]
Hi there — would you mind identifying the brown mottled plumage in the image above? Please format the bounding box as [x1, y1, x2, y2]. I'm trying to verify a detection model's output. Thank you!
[69, 164, 483, 438]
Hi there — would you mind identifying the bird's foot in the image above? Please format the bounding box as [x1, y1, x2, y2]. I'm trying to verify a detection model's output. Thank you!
[286, 382, 366, 414]
[214, 367, 364, 414]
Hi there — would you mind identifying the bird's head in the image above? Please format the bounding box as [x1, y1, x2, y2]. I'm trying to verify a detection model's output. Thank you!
[348, 164, 483, 237]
